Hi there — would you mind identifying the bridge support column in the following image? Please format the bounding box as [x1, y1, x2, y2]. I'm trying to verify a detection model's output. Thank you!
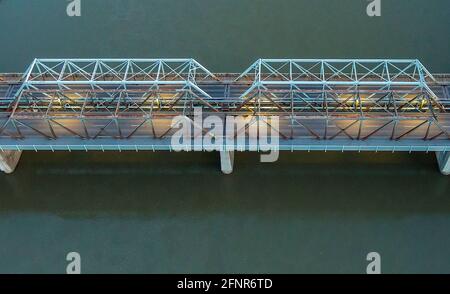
[220, 151, 234, 175]
[436, 152, 450, 175]
[0, 151, 22, 174]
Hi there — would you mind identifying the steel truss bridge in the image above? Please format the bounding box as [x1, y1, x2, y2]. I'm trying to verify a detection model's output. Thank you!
[0, 58, 449, 174]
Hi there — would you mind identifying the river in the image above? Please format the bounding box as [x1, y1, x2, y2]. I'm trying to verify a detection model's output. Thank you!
[0, 0, 449, 273]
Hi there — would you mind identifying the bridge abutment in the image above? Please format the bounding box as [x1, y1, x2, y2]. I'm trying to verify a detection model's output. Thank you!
[220, 151, 234, 175]
[0, 151, 22, 174]
[436, 151, 450, 175]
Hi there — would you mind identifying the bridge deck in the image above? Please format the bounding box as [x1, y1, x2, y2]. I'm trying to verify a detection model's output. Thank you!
[1, 76, 450, 150]
[1, 59, 449, 151]
[1, 59, 448, 174]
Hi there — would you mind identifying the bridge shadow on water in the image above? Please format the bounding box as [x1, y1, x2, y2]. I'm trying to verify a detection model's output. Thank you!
[0, 151, 449, 219]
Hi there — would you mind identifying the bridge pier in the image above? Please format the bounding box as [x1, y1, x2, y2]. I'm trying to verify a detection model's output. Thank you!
[0, 151, 22, 174]
[436, 152, 450, 175]
[220, 151, 234, 175]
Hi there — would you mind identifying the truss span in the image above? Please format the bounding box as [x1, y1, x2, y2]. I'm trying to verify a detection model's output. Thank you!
[0, 58, 449, 143]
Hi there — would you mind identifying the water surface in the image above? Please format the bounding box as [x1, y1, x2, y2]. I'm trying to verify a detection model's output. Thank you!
[0, 0, 449, 273]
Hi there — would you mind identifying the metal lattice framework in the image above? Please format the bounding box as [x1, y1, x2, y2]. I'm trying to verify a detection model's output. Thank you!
[0, 59, 220, 139]
[233, 59, 449, 141]
[0, 58, 449, 144]
[23, 58, 218, 84]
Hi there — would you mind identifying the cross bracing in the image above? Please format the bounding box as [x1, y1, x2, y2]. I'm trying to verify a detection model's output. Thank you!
[1, 59, 221, 140]
[232, 59, 449, 141]
[0, 58, 449, 143]
[24, 58, 218, 84]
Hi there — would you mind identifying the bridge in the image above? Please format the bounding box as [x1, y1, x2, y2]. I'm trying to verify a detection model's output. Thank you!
[0, 58, 449, 175]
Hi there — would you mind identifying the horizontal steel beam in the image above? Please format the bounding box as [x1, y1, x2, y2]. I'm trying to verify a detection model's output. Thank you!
[0, 138, 449, 152]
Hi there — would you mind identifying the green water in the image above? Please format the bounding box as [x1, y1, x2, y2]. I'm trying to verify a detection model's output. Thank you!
[0, 0, 449, 273]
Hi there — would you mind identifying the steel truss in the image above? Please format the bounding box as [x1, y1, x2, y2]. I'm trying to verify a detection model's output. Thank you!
[0, 59, 220, 139]
[0, 58, 449, 143]
[234, 59, 449, 141]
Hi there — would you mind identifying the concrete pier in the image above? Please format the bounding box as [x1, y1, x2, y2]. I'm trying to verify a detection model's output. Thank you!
[436, 152, 450, 175]
[220, 151, 234, 175]
[0, 151, 22, 174]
